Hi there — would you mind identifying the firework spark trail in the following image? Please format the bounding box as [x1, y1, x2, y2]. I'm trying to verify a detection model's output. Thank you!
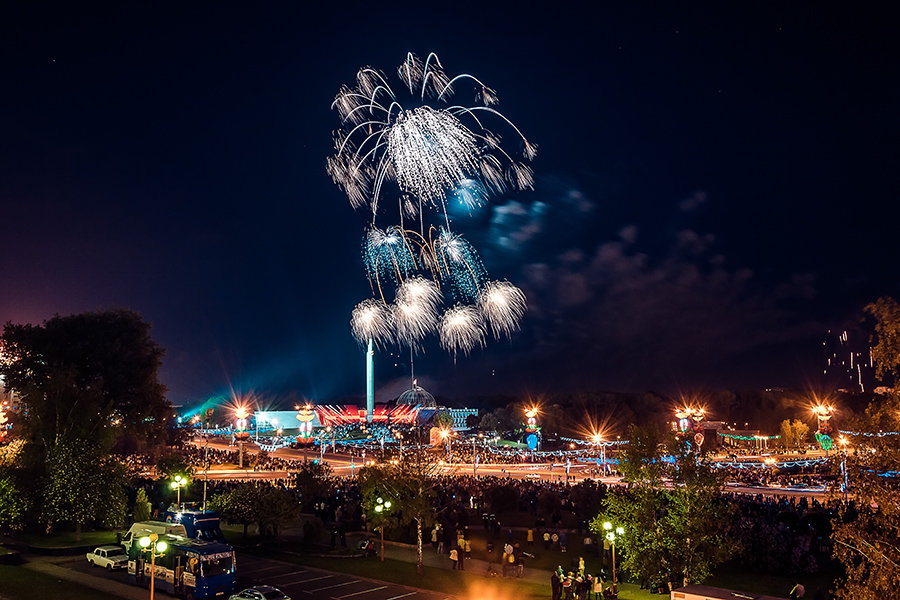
[434, 228, 488, 303]
[328, 52, 536, 223]
[478, 280, 527, 339]
[392, 277, 442, 348]
[439, 305, 487, 357]
[363, 226, 418, 300]
[351, 299, 394, 346]
[387, 106, 481, 209]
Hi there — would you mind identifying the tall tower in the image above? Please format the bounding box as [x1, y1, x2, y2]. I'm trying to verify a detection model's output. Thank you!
[366, 339, 374, 423]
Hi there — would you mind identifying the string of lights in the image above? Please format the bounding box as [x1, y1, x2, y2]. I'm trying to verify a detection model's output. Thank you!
[717, 432, 781, 441]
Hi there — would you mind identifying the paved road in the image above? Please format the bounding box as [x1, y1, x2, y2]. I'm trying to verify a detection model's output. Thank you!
[238, 553, 452, 600]
[193, 439, 829, 498]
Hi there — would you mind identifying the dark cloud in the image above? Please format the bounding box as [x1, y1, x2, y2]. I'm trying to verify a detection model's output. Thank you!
[468, 183, 826, 393]
[679, 190, 708, 212]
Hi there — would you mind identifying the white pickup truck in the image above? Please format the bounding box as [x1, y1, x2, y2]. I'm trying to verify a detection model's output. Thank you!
[86, 545, 128, 570]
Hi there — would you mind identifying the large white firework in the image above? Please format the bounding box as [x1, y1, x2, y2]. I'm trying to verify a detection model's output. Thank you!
[439, 305, 487, 357]
[350, 299, 394, 346]
[327, 52, 536, 220]
[392, 277, 442, 347]
[477, 280, 527, 339]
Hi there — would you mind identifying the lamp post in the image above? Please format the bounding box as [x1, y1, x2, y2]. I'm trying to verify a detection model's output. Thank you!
[170, 475, 188, 509]
[234, 407, 251, 469]
[603, 522, 625, 596]
[202, 408, 213, 511]
[838, 435, 849, 502]
[395, 430, 403, 460]
[591, 433, 606, 477]
[374, 496, 393, 561]
[138, 533, 168, 600]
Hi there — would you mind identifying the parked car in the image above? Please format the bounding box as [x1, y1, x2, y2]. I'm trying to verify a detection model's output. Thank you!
[230, 586, 291, 600]
[86, 546, 128, 570]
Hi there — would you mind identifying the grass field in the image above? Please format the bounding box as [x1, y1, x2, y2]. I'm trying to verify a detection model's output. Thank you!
[0, 565, 123, 600]
[24, 529, 117, 548]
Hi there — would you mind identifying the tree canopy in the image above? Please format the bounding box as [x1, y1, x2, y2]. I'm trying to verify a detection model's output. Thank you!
[0, 309, 170, 457]
[591, 425, 734, 589]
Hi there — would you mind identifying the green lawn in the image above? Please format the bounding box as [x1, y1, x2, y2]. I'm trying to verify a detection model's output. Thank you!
[24, 529, 118, 548]
[0, 565, 123, 600]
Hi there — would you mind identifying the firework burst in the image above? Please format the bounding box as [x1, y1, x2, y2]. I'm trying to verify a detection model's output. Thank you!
[327, 52, 536, 222]
[392, 277, 442, 348]
[351, 299, 394, 346]
[478, 280, 527, 339]
[439, 305, 487, 358]
[363, 226, 418, 300]
[432, 228, 488, 303]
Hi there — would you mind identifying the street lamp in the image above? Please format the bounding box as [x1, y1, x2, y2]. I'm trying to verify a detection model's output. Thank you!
[170, 475, 188, 508]
[202, 407, 214, 511]
[603, 522, 625, 595]
[234, 406, 251, 468]
[374, 496, 393, 561]
[440, 428, 453, 458]
[591, 432, 606, 477]
[138, 533, 168, 600]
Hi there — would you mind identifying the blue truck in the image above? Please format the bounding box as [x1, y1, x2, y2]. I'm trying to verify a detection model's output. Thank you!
[163, 509, 227, 543]
[127, 532, 235, 599]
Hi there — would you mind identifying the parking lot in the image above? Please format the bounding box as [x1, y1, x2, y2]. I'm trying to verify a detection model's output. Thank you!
[55, 552, 454, 600]
[238, 554, 453, 600]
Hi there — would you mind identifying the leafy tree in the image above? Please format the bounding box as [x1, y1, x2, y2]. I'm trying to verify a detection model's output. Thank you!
[433, 410, 454, 430]
[591, 425, 734, 589]
[465, 413, 481, 429]
[866, 297, 900, 383]
[359, 428, 438, 574]
[42, 436, 127, 539]
[255, 487, 297, 537]
[209, 483, 259, 538]
[133, 488, 151, 523]
[294, 460, 334, 512]
[156, 454, 193, 479]
[0, 310, 171, 460]
[479, 413, 500, 433]
[829, 298, 900, 599]
[0, 468, 28, 531]
[779, 419, 811, 450]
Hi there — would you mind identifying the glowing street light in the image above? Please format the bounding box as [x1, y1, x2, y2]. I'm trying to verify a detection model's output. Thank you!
[234, 406, 252, 468]
[170, 475, 188, 508]
[603, 522, 625, 595]
[591, 432, 607, 476]
[373, 496, 394, 561]
[138, 533, 168, 600]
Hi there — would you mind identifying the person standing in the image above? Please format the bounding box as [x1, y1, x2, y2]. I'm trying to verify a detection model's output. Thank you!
[449, 547, 459, 570]
[464, 537, 472, 560]
[457, 544, 465, 571]
[551, 570, 562, 600]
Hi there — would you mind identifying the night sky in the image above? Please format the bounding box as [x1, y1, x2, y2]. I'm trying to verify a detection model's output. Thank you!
[2, 3, 898, 407]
